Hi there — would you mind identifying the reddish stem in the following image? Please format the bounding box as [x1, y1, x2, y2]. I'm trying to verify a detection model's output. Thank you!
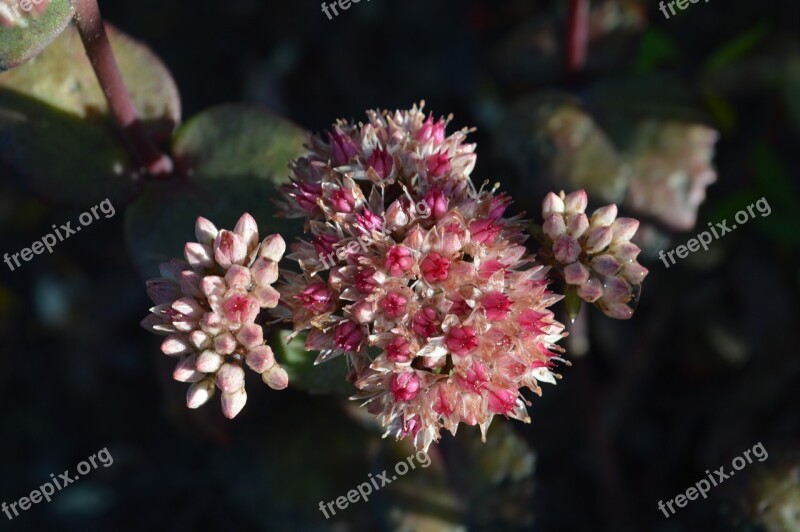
[73, 0, 172, 176]
[566, 0, 590, 73]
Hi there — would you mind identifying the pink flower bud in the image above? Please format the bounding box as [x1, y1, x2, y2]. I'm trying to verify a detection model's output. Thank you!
[254, 286, 281, 309]
[146, 278, 181, 305]
[201, 276, 226, 299]
[186, 378, 216, 409]
[246, 345, 275, 373]
[591, 254, 622, 276]
[412, 307, 439, 338]
[590, 205, 618, 228]
[380, 292, 408, 319]
[214, 230, 247, 269]
[542, 192, 565, 218]
[563, 262, 590, 285]
[251, 258, 278, 287]
[566, 213, 590, 238]
[233, 213, 259, 254]
[213, 332, 237, 355]
[328, 128, 359, 165]
[259, 234, 286, 262]
[602, 276, 631, 303]
[173, 355, 204, 383]
[190, 330, 211, 349]
[543, 214, 566, 240]
[221, 291, 259, 324]
[384, 245, 414, 276]
[578, 277, 604, 302]
[564, 189, 588, 214]
[445, 325, 479, 356]
[201, 311, 224, 336]
[386, 336, 414, 363]
[481, 291, 512, 320]
[351, 299, 376, 323]
[330, 187, 355, 213]
[584, 226, 614, 254]
[297, 282, 336, 313]
[161, 334, 191, 357]
[426, 153, 451, 177]
[263, 365, 289, 390]
[221, 388, 247, 419]
[216, 362, 245, 393]
[391, 372, 422, 402]
[622, 262, 649, 285]
[194, 217, 218, 246]
[184, 242, 215, 271]
[224, 265, 252, 290]
[611, 218, 639, 242]
[420, 252, 450, 283]
[354, 267, 379, 294]
[196, 349, 224, 373]
[470, 218, 501, 245]
[179, 271, 204, 298]
[424, 188, 449, 220]
[488, 388, 517, 415]
[236, 323, 264, 350]
[334, 321, 364, 351]
[366, 146, 393, 179]
[553, 235, 581, 264]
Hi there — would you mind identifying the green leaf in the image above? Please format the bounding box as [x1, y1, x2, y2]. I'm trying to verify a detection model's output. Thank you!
[270, 330, 354, 396]
[0, 0, 73, 71]
[704, 23, 769, 73]
[172, 104, 307, 185]
[0, 23, 180, 206]
[125, 105, 308, 278]
[124, 178, 302, 279]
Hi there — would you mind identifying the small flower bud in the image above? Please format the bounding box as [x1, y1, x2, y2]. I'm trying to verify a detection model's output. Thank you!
[195, 217, 218, 246]
[553, 235, 581, 264]
[584, 226, 614, 254]
[173, 355, 204, 383]
[186, 378, 216, 409]
[196, 349, 224, 373]
[246, 345, 276, 373]
[564, 190, 588, 214]
[263, 365, 289, 390]
[259, 234, 286, 262]
[590, 205, 618, 228]
[216, 362, 245, 393]
[542, 192, 565, 218]
[184, 243, 215, 271]
[543, 214, 566, 240]
[221, 388, 247, 419]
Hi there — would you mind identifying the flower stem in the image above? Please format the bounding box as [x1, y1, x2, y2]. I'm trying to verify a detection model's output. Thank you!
[565, 0, 590, 73]
[72, 0, 172, 176]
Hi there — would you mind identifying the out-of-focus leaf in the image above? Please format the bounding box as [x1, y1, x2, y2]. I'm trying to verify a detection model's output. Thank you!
[0, 23, 180, 206]
[0, 0, 73, 71]
[125, 105, 308, 278]
[270, 330, 353, 396]
[633, 29, 679, 74]
[172, 104, 307, 185]
[124, 179, 302, 279]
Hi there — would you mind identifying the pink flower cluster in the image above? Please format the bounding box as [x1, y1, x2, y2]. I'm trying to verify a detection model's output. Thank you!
[538, 190, 648, 319]
[275, 103, 569, 451]
[142, 214, 289, 418]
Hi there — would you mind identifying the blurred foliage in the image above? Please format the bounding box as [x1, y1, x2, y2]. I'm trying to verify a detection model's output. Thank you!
[0, 0, 798, 530]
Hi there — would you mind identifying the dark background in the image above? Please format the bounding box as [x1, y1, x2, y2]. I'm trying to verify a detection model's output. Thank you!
[1, 0, 799, 530]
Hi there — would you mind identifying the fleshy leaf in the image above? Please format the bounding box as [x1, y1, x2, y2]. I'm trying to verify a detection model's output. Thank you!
[0, 0, 73, 71]
[172, 104, 307, 185]
[0, 23, 180, 206]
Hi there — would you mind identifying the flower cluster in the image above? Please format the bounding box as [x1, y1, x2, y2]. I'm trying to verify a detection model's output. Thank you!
[141, 214, 289, 418]
[537, 190, 648, 320]
[275, 103, 569, 451]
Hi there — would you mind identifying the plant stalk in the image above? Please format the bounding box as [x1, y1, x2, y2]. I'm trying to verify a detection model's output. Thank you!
[73, 0, 172, 176]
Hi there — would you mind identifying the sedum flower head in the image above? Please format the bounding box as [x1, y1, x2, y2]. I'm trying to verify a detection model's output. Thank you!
[538, 189, 648, 320]
[275, 104, 568, 451]
[141, 213, 288, 419]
